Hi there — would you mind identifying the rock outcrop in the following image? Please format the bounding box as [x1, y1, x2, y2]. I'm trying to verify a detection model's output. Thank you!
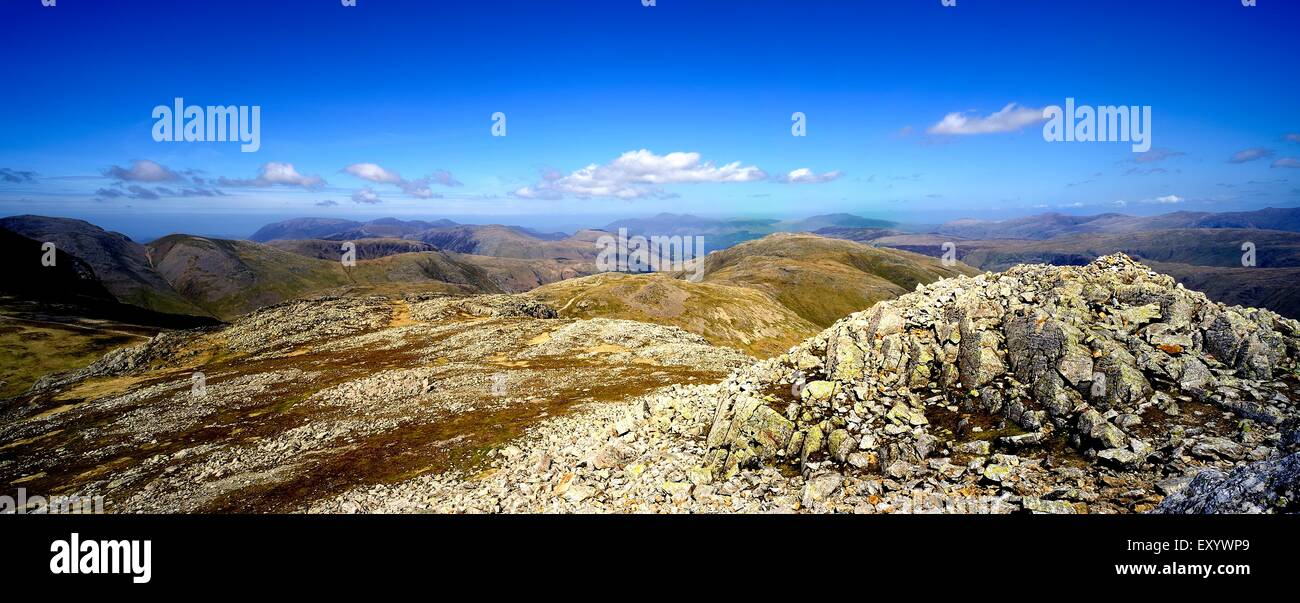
[1155, 451, 1300, 514]
[705, 254, 1300, 512]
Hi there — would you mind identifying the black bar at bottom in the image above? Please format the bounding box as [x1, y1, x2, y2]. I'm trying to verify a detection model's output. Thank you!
[0, 514, 1291, 592]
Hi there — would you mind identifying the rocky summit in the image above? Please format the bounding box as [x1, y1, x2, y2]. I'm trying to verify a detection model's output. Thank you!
[704, 253, 1300, 512]
[3, 254, 1298, 513]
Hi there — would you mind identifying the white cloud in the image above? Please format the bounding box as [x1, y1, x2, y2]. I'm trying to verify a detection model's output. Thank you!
[344, 163, 403, 184]
[351, 187, 381, 204]
[259, 162, 323, 187]
[104, 159, 181, 182]
[343, 162, 460, 198]
[219, 162, 324, 189]
[926, 103, 1046, 135]
[1142, 194, 1184, 204]
[512, 149, 766, 200]
[776, 168, 843, 184]
[1272, 157, 1300, 169]
[510, 185, 563, 200]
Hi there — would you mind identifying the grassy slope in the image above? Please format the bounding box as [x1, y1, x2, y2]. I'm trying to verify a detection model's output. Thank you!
[149, 235, 602, 321]
[530, 233, 977, 356]
[0, 300, 157, 398]
[149, 235, 353, 320]
[702, 233, 977, 327]
[530, 272, 820, 357]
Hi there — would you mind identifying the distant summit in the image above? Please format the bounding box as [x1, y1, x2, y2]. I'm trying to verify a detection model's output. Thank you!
[778, 213, 897, 232]
[249, 217, 458, 242]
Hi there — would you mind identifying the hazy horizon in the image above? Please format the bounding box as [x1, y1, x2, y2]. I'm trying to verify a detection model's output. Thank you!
[12, 202, 1300, 243]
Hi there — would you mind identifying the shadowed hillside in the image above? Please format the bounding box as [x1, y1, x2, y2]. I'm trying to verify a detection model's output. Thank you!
[267, 238, 437, 260]
[149, 235, 355, 320]
[0, 215, 212, 317]
[0, 227, 219, 398]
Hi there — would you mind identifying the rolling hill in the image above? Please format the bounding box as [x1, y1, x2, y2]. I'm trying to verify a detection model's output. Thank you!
[529, 271, 820, 357]
[415, 225, 604, 261]
[149, 235, 602, 320]
[148, 235, 357, 320]
[527, 232, 976, 357]
[700, 233, 977, 327]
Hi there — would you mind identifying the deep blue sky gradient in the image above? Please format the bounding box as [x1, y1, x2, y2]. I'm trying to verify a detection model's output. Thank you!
[1, 0, 1297, 239]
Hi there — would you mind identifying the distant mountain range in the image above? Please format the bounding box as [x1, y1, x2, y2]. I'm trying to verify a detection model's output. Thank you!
[934, 207, 1300, 240]
[814, 206, 1300, 319]
[8, 206, 1300, 328]
[0, 215, 597, 324]
[250, 217, 568, 244]
[249, 212, 900, 257]
[5, 205, 1300, 397]
[249, 217, 458, 241]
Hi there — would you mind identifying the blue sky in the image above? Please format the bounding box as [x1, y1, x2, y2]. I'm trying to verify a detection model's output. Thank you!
[1, 0, 1298, 239]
